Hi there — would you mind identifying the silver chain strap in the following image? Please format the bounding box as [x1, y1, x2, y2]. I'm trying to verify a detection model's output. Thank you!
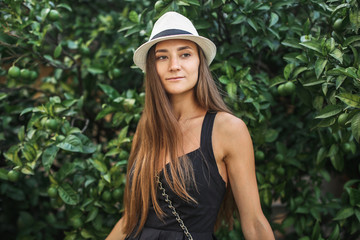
[155, 175, 193, 240]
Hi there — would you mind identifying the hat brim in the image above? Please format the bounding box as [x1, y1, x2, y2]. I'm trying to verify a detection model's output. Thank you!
[133, 34, 216, 72]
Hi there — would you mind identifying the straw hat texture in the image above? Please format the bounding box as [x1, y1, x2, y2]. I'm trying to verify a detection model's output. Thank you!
[133, 11, 216, 72]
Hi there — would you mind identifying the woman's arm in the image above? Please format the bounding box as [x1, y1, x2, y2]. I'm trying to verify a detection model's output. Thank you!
[106, 217, 126, 240]
[215, 113, 275, 240]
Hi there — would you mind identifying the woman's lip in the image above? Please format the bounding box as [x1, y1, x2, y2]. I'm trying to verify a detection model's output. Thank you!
[166, 76, 184, 81]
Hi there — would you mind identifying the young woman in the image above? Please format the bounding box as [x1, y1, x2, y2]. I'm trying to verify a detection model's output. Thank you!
[106, 12, 274, 240]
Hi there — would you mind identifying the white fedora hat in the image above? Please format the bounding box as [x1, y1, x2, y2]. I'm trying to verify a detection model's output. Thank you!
[133, 11, 216, 72]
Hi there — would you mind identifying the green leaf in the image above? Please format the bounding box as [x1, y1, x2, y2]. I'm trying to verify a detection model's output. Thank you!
[20, 107, 35, 116]
[282, 216, 295, 228]
[57, 3, 72, 12]
[225, 62, 234, 78]
[54, 44, 62, 58]
[313, 95, 324, 111]
[329, 49, 343, 63]
[328, 144, 339, 157]
[90, 158, 107, 173]
[295, 206, 309, 214]
[58, 183, 79, 205]
[80, 229, 95, 239]
[269, 76, 285, 88]
[264, 129, 279, 143]
[331, 3, 350, 17]
[87, 67, 104, 75]
[267, 27, 280, 40]
[98, 83, 121, 100]
[125, 27, 141, 38]
[103, 172, 111, 183]
[350, 6, 360, 32]
[0, 169, 8, 181]
[64, 232, 77, 240]
[0, 93, 7, 101]
[118, 126, 129, 142]
[330, 154, 343, 171]
[351, 113, 360, 143]
[311, 221, 320, 240]
[299, 41, 322, 54]
[281, 38, 302, 49]
[301, 77, 325, 87]
[356, 210, 360, 223]
[4, 146, 22, 167]
[349, 189, 360, 206]
[57, 135, 82, 152]
[319, 169, 330, 182]
[328, 67, 359, 79]
[185, 0, 200, 6]
[335, 75, 346, 90]
[292, 67, 307, 79]
[18, 126, 25, 142]
[261, 188, 272, 206]
[315, 105, 343, 119]
[44, 55, 63, 66]
[344, 179, 360, 189]
[328, 224, 340, 240]
[344, 35, 360, 46]
[105, 148, 121, 157]
[333, 207, 354, 220]
[95, 106, 117, 121]
[41, 8, 51, 20]
[178, 1, 190, 6]
[316, 147, 327, 165]
[317, 117, 337, 128]
[336, 93, 360, 108]
[218, 76, 229, 84]
[50, 96, 61, 103]
[76, 133, 96, 153]
[299, 236, 310, 240]
[284, 63, 295, 80]
[62, 99, 78, 108]
[86, 207, 99, 223]
[232, 14, 246, 25]
[226, 82, 237, 99]
[315, 58, 327, 79]
[247, 18, 258, 32]
[269, 12, 279, 27]
[57, 162, 75, 181]
[42, 145, 59, 171]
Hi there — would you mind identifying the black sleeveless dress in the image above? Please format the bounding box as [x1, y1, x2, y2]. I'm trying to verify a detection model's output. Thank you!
[126, 111, 226, 240]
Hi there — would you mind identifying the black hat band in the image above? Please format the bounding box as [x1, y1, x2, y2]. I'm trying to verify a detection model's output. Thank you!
[151, 29, 193, 40]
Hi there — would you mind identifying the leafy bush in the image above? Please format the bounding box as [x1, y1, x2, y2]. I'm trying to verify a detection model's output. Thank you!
[0, 0, 359, 239]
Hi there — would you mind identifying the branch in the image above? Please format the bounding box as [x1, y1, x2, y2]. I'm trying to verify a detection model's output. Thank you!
[0, 40, 17, 48]
[0, 86, 49, 95]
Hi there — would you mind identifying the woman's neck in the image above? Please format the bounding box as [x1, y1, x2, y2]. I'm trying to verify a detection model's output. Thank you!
[169, 90, 205, 122]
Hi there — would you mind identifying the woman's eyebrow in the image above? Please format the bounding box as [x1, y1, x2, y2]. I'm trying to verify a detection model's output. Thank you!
[155, 49, 168, 53]
[155, 46, 193, 53]
[177, 46, 193, 51]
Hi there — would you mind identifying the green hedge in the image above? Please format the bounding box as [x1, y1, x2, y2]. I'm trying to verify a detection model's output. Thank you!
[0, 0, 359, 239]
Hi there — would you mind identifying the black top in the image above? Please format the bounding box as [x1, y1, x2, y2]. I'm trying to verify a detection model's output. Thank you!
[126, 111, 226, 240]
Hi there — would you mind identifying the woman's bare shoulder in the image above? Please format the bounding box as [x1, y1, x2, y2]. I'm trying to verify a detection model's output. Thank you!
[215, 112, 248, 135]
[213, 111, 252, 160]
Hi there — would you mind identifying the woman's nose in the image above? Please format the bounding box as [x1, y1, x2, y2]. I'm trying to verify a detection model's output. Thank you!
[169, 57, 181, 71]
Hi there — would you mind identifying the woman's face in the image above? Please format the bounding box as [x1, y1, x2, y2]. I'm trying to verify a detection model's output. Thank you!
[155, 39, 200, 96]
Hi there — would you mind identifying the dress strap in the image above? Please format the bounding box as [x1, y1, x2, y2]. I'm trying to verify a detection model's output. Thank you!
[200, 111, 217, 162]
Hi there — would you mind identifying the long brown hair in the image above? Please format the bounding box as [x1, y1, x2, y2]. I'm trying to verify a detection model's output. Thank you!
[122, 43, 236, 236]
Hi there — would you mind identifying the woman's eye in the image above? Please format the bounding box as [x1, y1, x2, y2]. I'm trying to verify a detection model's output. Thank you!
[181, 53, 191, 58]
[156, 56, 167, 60]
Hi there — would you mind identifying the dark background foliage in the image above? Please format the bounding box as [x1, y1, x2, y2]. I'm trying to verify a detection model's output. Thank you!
[0, 0, 359, 239]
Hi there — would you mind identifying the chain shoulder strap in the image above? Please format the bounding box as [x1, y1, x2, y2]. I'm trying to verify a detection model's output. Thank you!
[156, 174, 193, 240]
